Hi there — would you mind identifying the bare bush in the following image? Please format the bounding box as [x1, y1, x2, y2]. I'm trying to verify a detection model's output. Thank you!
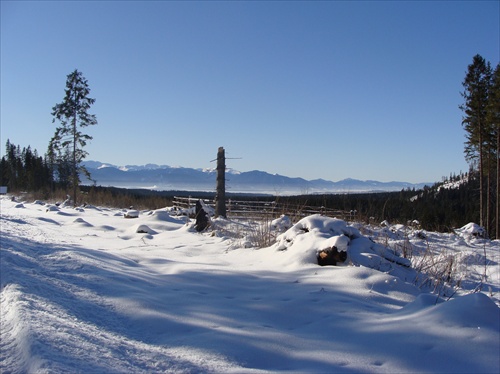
[412, 241, 464, 297]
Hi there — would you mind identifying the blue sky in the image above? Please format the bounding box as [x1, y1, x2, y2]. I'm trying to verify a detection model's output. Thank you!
[1, 1, 499, 184]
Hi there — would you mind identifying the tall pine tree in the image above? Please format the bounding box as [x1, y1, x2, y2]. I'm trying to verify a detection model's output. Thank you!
[460, 54, 492, 229]
[49, 69, 97, 206]
[487, 63, 500, 238]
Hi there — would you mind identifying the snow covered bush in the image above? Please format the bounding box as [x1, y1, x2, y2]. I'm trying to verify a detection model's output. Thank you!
[370, 221, 494, 298]
[124, 209, 139, 219]
[270, 215, 292, 232]
[45, 204, 60, 212]
[273, 215, 412, 272]
[455, 222, 487, 239]
[134, 224, 156, 234]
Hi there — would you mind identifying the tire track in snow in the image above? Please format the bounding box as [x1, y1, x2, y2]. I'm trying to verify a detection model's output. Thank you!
[1, 210, 245, 373]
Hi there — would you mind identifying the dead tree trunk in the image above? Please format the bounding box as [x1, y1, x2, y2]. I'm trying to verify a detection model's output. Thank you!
[215, 147, 226, 218]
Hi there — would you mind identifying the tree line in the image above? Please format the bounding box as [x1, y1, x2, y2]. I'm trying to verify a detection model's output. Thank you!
[0, 140, 53, 193]
[274, 170, 479, 233]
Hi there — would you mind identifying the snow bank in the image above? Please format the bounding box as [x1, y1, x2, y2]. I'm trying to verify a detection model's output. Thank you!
[455, 222, 487, 239]
[273, 215, 412, 273]
[143, 209, 187, 231]
[270, 214, 292, 232]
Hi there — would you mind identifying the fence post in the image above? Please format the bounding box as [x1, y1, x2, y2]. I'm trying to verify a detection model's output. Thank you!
[215, 147, 227, 218]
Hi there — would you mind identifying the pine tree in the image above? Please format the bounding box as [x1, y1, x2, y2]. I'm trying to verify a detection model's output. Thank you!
[460, 54, 492, 229]
[1, 139, 54, 192]
[4, 140, 20, 190]
[0, 157, 7, 188]
[49, 69, 97, 206]
[487, 63, 500, 238]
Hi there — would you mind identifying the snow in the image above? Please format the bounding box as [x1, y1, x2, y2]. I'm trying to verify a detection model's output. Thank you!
[270, 215, 292, 232]
[124, 209, 140, 219]
[1, 196, 499, 373]
[455, 222, 487, 238]
[438, 176, 468, 191]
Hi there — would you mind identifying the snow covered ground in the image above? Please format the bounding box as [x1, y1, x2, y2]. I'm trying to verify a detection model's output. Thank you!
[1, 196, 499, 373]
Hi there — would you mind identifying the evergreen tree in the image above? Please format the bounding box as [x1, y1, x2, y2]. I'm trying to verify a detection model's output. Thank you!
[1, 139, 54, 192]
[0, 157, 7, 188]
[4, 140, 20, 190]
[49, 69, 97, 206]
[460, 54, 492, 229]
[487, 63, 500, 238]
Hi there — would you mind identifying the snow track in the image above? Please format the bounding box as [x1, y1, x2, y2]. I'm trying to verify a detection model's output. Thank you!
[1, 210, 242, 373]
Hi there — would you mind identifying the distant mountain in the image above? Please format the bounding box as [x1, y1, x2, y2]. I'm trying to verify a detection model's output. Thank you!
[82, 161, 430, 195]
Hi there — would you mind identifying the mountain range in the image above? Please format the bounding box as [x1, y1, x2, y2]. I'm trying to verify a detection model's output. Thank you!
[82, 161, 431, 195]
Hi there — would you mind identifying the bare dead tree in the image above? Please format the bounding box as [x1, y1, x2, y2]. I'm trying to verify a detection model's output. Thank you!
[215, 147, 226, 218]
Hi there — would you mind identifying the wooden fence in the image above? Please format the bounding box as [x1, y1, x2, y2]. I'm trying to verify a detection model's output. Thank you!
[172, 196, 354, 221]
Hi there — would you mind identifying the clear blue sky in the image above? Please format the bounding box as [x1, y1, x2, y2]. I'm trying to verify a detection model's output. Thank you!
[1, 1, 499, 183]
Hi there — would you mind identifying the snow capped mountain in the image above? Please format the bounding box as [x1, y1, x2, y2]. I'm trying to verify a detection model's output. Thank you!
[82, 161, 430, 194]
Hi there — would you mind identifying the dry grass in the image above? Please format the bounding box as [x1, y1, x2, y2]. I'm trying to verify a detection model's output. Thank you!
[12, 187, 174, 211]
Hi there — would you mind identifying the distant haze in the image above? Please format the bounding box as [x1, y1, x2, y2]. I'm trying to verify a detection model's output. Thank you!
[83, 161, 430, 195]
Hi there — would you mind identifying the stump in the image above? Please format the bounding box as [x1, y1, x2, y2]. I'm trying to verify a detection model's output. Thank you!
[317, 246, 347, 266]
[195, 200, 210, 232]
